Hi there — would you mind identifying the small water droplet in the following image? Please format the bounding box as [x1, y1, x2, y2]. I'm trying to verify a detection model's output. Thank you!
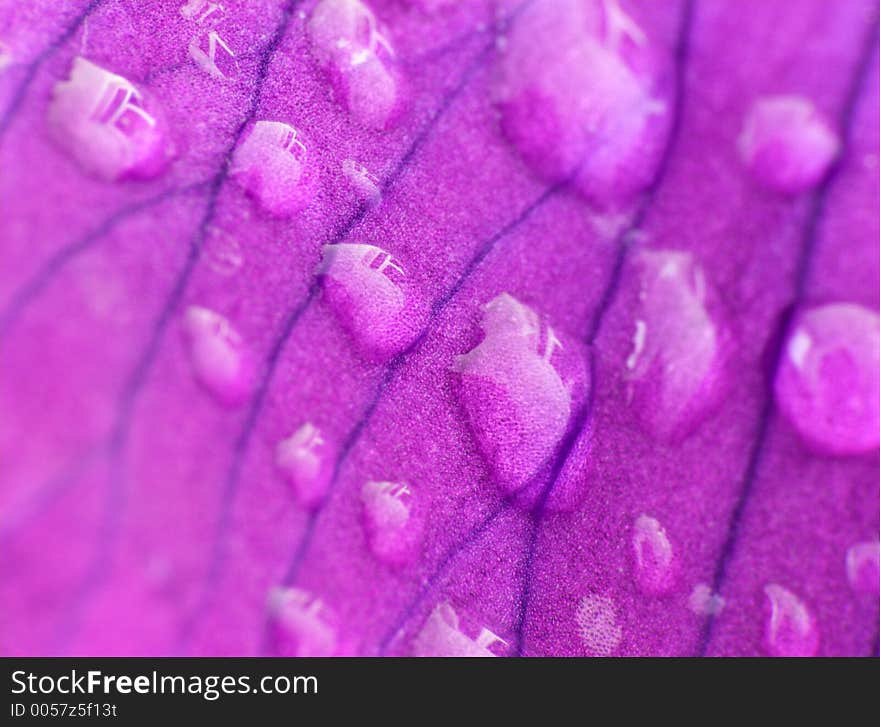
[845, 541, 880, 595]
[575, 594, 622, 656]
[182, 306, 253, 406]
[775, 303, 880, 455]
[763, 584, 819, 657]
[48, 57, 173, 181]
[230, 121, 315, 217]
[738, 95, 839, 193]
[267, 587, 340, 656]
[360, 480, 424, 565]
[688, 583, 725, 616]
[626, 250, 731, 441]
[341, 158, 381, 203]
[275, 423, 334, 509]
[204, 226, 243, 277]
[632, 514, 677, 595]
[317, 243, 425, 361]
[412, 603, 506, 657]
[308, 0, 405, 129]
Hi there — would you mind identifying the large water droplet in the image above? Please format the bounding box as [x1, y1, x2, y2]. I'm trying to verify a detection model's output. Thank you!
[575, 594, 622, 656]
[275, 423, 335, 509]
[845, 541, 880, 596]
[48, 57, 173, 181]
[738, 95, 839, 193]
[632, 514, 677, 596]
[495, 0, 667, 208]
[454, 293, 589, 500]
[775, 303, 880, 455]
[625, 250, 731, 440]
[412, 603, 507, 657]
[230, 121, 315, 217]
[267, 587, 340, 657]
[308, 0, 405, 129]
[317, 243, 425, 361]
[182, 306, 253, 406]
[360, 480, 423, 566]
[763, 584, 819, 657]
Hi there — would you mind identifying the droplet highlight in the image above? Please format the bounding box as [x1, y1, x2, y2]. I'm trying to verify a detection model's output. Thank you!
[775, 303, 880, 455]
[230, 121, 315, 217]
[268, 587, 340, 657]
[738, 95, 839, 193]
[317, 243, 425, 361]
[183, 306, 253, 406]
[48, 57, 172, 181]
[412, 603, 506, 657]
[763, 584, 819, 657]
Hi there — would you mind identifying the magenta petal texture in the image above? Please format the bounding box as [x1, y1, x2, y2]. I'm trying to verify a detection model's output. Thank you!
[0, 0, 878, 657]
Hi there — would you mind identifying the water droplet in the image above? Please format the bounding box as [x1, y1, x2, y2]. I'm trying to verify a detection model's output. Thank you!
[317, 243, 425, 361]
[412, 603, 506, 657]
[632, 514, 676, 595]
[775, 303, 880, 455]
[625, 250, 731, 440]
[342, 158, 381, 204]
[204, 226, 243, 277]
[0, 40, 12, 73]
[738, 95, 839, 193]
[275, 423, 334, 509]
[360, 480, 423, 565]
[307, 0, 405, 129]
[182, 306, 253, 406]
[495, 0, 667, 208]
[179, 0, 225, 24]
[230, 121, 315, 217]
[188, 29, 239, 80]
[48, 57, 173, 181]
[688, 583, 725, 616]
[846, 541, 880, 595]
[763, 584, 819, 657]
[267, 587, 340, 656]
[575, 594, 622, 656]
[455, 293, 588, 499]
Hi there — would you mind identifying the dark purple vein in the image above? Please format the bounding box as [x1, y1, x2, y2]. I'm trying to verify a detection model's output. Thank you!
[697, 8, 880, 657]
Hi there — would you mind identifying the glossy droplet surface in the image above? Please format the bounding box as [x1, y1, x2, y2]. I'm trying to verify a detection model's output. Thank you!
[275, 423, 334, 509]
[230, 121, 315, 217]
[317, 243, 425, 361]
[575, 594, 622, 656]
[495, 0, 667, 208]
[308, 0, 405, 129]
[268, 587, 339, 657]
[47, 57, 172, 181]
[626, 250, 730, 440]
[455, 294, 588, 499]
[182, 306, 253, 406]
[775, 303, 880, 455]
[738, 95, 839, 193]
[632, 514, 676, 595]
[412, 603, 506, 657]
[360, 481, 423, 566]
[342, 158, 381, 203]
[845, 542, 880, 595]
[763, 584, 819, 657]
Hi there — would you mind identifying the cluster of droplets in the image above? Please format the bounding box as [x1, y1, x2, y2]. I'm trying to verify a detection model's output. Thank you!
[30, 0, 879, 657]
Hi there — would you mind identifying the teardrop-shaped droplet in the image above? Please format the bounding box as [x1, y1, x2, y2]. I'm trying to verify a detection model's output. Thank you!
[48, 57, 173, 181]
[412, 603, 507, 657]
[275, 423, 335, 509]
[360, 480, 424, 566]
[182, 306, 253, 406]
[632, 514, 677, 596]
[267, 587, 340, 657]
[845, 542, 880, 595]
